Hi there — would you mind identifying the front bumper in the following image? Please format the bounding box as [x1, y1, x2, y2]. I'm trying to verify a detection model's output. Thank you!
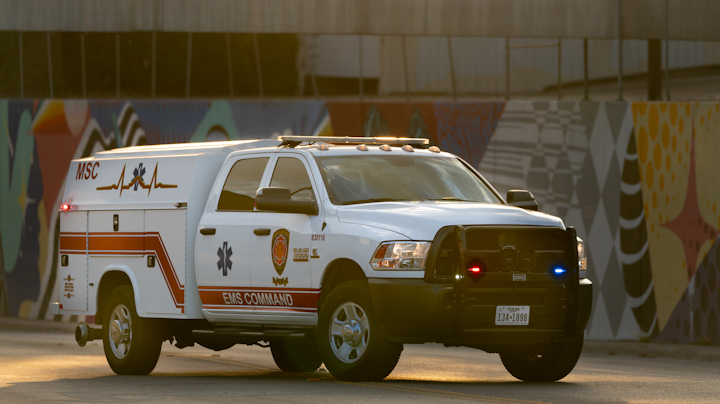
[368, 277, 592, 350]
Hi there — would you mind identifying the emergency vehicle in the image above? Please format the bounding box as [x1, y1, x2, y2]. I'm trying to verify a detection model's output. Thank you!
[53, 136, 592, 382]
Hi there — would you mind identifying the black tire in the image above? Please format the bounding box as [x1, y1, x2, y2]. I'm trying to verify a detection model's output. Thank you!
[271, 339, 323, 372]
[102, 285, 162, 375]
[317, 281, 403, 381]
[500, 335, 584, 382]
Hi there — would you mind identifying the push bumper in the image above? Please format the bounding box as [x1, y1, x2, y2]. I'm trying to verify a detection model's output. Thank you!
[368, 277, 592, 349]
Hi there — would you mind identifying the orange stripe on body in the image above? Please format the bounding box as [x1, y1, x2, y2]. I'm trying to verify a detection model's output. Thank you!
[89, 235, 144, 254]
[83, 232, 185, 310]
[61, 232, 325, 315]
[60, 234, 86, 252]
[145, 232, 184, 307]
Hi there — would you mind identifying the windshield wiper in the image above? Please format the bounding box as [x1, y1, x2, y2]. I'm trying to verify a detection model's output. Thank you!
[341, 198, 409, 205]
[422, 197, 477, 202]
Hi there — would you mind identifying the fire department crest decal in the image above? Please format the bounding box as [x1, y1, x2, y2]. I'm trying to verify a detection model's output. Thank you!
[271, 229, 290, 285]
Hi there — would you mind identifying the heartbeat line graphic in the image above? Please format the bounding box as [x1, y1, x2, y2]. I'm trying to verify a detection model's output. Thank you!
[97, 162, 178, 196]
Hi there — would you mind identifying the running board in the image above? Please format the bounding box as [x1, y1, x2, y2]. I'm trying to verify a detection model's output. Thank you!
[191, 328, 312, 342]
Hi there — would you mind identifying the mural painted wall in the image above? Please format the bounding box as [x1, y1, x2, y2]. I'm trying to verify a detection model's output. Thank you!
[0, 98, 718, 345]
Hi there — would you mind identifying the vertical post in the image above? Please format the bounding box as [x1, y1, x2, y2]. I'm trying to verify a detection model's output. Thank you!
[311, 74, 319, 99]
[557, 38, 562, 101]
[186, 33, 192, 98]
[447, 36, 457, 101]
[402, 36, 409, 101]
[359, 35, 363, 102]
[583, 38, 589, 101]
[226, 33, 234, 98]
[151, 32, 156, 98]
[46, 33, 54, 98]
[648, 39, 662, 100]
[19, 32, 24, 98]
[617, 0, 624, 101]
[505, 37, 510, 100]
[665, 0, 671, 101]
[253, 33, 264, 100]
[116, 34, 121, 98]
[81, 34, 87, 98]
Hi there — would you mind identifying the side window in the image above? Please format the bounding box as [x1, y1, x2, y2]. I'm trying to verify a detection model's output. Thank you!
[217, 157, 270, 211]
[269, 157, 314, 201]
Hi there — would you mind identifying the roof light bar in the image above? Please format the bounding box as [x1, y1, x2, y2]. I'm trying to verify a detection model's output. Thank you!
[279, 136, 429, 146]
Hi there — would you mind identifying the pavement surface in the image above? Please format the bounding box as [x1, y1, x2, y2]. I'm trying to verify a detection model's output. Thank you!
[1, 321, 720, 403]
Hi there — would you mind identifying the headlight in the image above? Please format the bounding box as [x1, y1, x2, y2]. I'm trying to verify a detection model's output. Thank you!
[370, 241, 431, 270]
[577, 237, 587, 278]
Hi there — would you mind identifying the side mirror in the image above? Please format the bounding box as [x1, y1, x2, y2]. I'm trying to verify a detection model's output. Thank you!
[507, 190, 538, 211]
[255, 187, 318, 215]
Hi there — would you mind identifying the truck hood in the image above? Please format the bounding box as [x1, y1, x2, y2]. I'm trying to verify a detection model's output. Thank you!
[336, 202, 564, 240]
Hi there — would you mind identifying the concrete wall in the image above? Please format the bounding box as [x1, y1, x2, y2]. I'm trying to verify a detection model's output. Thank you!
[1, 98, 719, 344]
[1, 0, 719, 40]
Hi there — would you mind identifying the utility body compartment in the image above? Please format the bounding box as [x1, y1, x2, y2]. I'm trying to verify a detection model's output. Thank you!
[58, 140, 279, 320]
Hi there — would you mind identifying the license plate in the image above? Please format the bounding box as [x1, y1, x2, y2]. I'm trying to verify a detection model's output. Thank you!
[495, 306, 530, 325]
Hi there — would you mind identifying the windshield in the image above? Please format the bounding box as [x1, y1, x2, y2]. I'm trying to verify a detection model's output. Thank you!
[315, 155, 502, 206]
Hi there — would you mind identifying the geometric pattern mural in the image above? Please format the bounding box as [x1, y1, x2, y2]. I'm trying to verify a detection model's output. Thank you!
[1, 98, 718, 345]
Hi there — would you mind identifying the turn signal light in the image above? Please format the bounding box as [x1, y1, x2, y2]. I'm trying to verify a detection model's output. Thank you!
[374, 244, 389, 259]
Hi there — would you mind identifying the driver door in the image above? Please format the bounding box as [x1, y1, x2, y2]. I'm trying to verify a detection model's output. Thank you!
[196, 154, 271, 322]
[249, 154, 324, 325]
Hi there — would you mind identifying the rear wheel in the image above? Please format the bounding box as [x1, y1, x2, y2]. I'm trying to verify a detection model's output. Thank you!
[102, 286, 162, 375]
[317, 281, 403, 381]
[500, 335, 584, 382]
[271, 339, 322, 372]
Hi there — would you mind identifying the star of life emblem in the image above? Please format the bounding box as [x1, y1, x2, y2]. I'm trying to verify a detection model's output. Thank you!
[132, 163, 146, 191]
[217, 242, 233, 276]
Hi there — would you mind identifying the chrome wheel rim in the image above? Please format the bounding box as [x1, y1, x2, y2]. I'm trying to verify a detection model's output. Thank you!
[109, 304, 132, 359]
[329, 302, 369, 364]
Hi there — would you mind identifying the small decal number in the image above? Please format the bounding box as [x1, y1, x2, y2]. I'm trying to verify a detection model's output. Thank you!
[312, 234, 325, 241]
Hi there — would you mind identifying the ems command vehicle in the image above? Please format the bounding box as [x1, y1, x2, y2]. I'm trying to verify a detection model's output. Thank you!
[54, 136, 592, 382]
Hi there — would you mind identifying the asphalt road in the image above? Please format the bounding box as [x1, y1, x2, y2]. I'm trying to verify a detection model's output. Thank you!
[1, 330, 718, 404]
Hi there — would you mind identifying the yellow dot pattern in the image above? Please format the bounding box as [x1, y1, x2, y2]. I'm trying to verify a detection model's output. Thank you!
[694, 103, 720, 238]
[631, 102, 693, 330]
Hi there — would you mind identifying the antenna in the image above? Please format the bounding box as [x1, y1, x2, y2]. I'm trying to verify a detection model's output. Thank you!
[297, 96, 312, 137]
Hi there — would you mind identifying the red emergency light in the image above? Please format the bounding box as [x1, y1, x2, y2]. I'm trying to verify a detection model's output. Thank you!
[60, 204, 74, 211]
[467, 260, 484, 280]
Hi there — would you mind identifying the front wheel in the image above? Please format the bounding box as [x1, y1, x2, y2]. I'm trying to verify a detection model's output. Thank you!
[500, 335, 584, 382]
[317, 281, 403, 381]
[102, 285, 162, 375]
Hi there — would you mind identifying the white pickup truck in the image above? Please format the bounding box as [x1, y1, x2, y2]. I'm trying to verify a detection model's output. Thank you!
[55, 136, 592, 382]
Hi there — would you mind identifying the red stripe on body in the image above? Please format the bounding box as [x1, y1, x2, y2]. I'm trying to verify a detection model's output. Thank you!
[199, 289, 321, 311]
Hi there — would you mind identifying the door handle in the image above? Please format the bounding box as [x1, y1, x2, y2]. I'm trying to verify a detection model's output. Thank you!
[199, 228, 216, 235]
[254, 228, 271, 236]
